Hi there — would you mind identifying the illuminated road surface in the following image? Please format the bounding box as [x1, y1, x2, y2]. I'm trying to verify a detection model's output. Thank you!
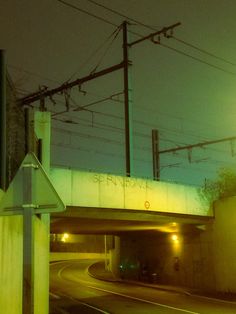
[50, 260, 236, 314]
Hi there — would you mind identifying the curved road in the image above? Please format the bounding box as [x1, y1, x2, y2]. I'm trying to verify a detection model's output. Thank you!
[50, 260, 236, 314]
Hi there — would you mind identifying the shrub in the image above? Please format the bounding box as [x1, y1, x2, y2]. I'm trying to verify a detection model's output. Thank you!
[199, 168, 236, 207]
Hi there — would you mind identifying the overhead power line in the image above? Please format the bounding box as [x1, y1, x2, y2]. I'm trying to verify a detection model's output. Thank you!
[159, 136, 236, 154]
[20, 21, 181, 106]
[56, 0, 236, 78]
[56, 0, 118, 27]
[50, 90, 236, 157]
[86, 0, 159, 30]
[51, 92, 234, 156]
[52, 114, 154, 141]
[68, 24, 122, 82]
[172, 36, 236, 67]
[159, 42, 236, 76]
[90, 24, 122, 74]
[52, 126, 152, 152]
[51, 85, 228, 141]
[7, 64, 60, 84]
[86, 0, 236, 72]
[57, 0, 156, 39]
[73, 92, 123, 111]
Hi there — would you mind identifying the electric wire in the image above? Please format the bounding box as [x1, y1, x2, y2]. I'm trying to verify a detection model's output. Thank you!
[14, 66, 234, 155]
[52, 143, 151, 170]
[53, 116, 196, 147]
[68, 25, 122, 82]
[58, 140, 220, 175]
[51, 99, 187, 145]
[52, 97, 236, 159]
[54, 0, 236, 153]
[51, 141, 223, 178]
[54, 87, 230, 142]
[21, 1, 236, 177]
[51, 94, 235, 155]
[53, 126, 124, 146]
[160, 148, 236, 167]
[89, 24, 122, 74]
[41, 0, 236, 117]
[52, 124, 236, 168]
[86, 0, 159, 30]
[56, 0, 118, 27]
[52, 126, 151, 152]
[172, 36, 236, 67]
[159, 42, 236, 76]
[73, 92, 123, 111]
[85, 0, 236, 68]
[52, 113, 189, 145]
[52, 110, 236, 182]
[57, 0, 144, 39]
[50, 85, 234, 142]
[6, 4, 235, 185]
[7, 64, 60, 84]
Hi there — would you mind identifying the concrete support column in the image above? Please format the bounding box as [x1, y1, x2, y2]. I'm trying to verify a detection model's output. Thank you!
[212, 197, 236, 292]
[104, 235, 109, 271]
[110, 236, 121, 278]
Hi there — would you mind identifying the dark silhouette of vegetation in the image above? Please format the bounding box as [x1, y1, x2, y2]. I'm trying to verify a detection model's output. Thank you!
[199, 168, 236, 207]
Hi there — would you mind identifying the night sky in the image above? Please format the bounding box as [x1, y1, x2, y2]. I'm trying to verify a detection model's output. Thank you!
[2, 0, 236, 186]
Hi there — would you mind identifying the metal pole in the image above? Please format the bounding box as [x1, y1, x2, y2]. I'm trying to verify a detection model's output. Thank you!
[24, 107, 37, 156]
[123, 21, 133, 177]
[0, 49, 6, 190]
[152, 129, 160, 180]
[22, 164, 36, 314]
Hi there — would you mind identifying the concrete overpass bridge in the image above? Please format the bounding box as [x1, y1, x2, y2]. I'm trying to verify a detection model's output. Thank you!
[50, 167, 213, 234]
[0, 111, 215, 313]
[49, 167, 216, 294]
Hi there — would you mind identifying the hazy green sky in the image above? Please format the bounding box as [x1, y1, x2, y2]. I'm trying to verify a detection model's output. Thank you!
[2, 0, 236, 185]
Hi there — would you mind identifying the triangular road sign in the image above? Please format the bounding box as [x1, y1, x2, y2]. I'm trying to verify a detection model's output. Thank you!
[0, 152, 65, 215]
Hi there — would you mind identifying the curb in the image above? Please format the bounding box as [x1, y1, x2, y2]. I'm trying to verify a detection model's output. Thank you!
[87, 262, 236, 303]
[87, 262, 190, 296]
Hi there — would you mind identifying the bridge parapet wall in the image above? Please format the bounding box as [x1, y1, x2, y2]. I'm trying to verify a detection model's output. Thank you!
[50, 168, 212, 216]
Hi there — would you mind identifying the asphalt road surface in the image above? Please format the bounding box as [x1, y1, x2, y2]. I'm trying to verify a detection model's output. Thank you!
[50, 260, 236, 314]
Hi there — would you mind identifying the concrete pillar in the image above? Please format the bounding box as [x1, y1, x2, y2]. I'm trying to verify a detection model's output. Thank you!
[212, 197, 236, 293]
[0, 215, 22, 313]
[110, 236, 121, 278]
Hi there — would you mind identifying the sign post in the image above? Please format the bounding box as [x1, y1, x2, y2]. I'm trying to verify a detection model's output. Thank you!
[0, 152, 65, 314]
[22, 162, 36, 313]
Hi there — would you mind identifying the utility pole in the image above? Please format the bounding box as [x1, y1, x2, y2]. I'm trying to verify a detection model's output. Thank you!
[0, 49, 6, 191]
[123, 21, 133, 177]
[19, 21, 181, 179]
[152, 129, 160, 180]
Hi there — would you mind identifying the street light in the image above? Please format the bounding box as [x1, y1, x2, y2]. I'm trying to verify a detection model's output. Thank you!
[171, 234, 178, 241]
[61, 233, 69, 242]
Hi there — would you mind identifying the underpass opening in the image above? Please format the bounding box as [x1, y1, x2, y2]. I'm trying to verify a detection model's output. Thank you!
[50, 206, 213, 291]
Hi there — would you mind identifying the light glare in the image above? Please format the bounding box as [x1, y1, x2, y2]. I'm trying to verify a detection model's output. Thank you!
[61, 233, 69, 242]
[172, 234, 178, 241]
